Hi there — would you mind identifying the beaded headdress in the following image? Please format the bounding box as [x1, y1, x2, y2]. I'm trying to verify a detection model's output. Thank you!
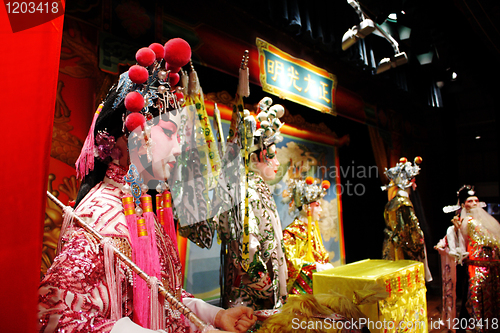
[381, 156, 422, 191]
[75, 38, 191, 180]
[72, 38, 194, 330]
[245, 97, 285, 156]
[284, 164, 331, 210]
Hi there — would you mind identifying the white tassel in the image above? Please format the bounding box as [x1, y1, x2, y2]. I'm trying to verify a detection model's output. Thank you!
[181, 70, 189, 91]
[57, 206, 75, 255]
[149, 276, 163, 330]
[101, 238, 122, 321]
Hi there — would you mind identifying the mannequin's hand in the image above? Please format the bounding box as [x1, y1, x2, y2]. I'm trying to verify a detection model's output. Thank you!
[452, 216, 462, 231]
[214, 306, 257, 333]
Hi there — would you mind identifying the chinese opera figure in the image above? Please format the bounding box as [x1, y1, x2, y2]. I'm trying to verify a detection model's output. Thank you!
[435, 186, 472, 332]
[38, 40, 256, 333]
[218, 97, 288, 310]
[381, 156, 432, 282]
[282, 168, 333, 295]
[445, 185, 500, 332]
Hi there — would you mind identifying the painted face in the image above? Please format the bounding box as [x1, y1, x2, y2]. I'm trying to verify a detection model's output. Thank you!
[464, 196, 479, 210]
[310, 201, 322, 221]
[129, 111, 182, 182]
[252, 145, 280, 181]
[150, 118, 181, 180]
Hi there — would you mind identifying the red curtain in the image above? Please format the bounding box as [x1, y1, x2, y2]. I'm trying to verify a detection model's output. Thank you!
[0, 5, 65, 332]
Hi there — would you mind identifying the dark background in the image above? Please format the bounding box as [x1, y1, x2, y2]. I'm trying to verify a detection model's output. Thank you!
[65, 0, 500, 295]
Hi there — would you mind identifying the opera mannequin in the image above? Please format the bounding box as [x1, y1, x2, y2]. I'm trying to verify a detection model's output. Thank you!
[282, 172, 333, 295]
[221, 98, 288, 310]
[381, 157, 432, 282]
[451, 186, 500, 330]
[38, 40, 256, 333]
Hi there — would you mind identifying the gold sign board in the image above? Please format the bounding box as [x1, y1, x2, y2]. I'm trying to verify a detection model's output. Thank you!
[257, 38, 337, 115]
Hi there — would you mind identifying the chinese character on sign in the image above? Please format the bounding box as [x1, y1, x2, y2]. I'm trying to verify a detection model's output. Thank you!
[257, 37, 337, 115]
[287, 66, 302, 92]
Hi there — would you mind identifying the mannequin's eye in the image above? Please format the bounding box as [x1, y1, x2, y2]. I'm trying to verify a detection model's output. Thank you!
[162, 127, 174, 138]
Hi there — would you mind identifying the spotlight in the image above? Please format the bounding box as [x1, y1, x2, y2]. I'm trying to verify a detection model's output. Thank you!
[343, 0, 409, 73]
[358, 19, 376, 38]
[376, 52, 408, 74]
[393, 52, 408, 66]
[376, 58, 392, 74]
[342, 28, 359, 51]
[373, 23, 408, 74]
[342, 0, 375, 50]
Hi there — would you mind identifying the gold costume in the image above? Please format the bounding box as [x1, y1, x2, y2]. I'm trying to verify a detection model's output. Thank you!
[283, 217, 330, 294]
[382, 194, 425, 262]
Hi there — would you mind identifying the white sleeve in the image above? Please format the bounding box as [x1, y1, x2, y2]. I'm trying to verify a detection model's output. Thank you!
[183, 298, 223, 331]
[110, 317, 160, 333]
[109, 300, 222, 333]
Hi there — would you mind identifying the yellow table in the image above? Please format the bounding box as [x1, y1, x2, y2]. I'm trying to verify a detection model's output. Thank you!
[313, 259, 427, 333]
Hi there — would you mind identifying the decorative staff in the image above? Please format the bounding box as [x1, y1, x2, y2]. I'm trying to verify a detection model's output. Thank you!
[46, 190, 210, 332]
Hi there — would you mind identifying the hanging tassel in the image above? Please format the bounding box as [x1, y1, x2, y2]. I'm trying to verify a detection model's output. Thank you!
[162, 190, 178, 251]
[148, 276, 164, 330]
[75, 104, 103, 180]
[238, 67, 250, 98]
[122, 195, 149, 328]
[115, 258, 123, 319]
[188, 62, 201, 96]
[305, 205, 315, 262]
[180, 69, 189, 92]
[57, 206, 75, 255]
[238, 50, 250, 98]
[156, 193, 165, 229]
[101, 238, 122, 321]
[140, 194, 162, 281]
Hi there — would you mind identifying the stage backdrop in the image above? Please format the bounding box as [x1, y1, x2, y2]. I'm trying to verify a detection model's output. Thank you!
[181, 102, 345, 300]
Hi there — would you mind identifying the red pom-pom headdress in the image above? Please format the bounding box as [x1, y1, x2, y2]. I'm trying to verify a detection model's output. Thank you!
[75, 38, 192, 180]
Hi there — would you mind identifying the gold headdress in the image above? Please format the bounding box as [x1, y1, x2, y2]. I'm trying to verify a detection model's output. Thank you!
[284, 164, 331, 210]
[381, 156, 422, 191]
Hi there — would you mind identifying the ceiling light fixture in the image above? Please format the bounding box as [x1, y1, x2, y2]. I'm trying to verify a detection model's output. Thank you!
[342, 0, 408, 74]
[374, 24, 408, 74]
[342, 0, 376, 50]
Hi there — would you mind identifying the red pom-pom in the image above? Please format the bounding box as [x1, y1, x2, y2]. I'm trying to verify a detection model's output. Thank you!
[399, 157, 407, 164]
[128, 65, 149, 84]
[149, 43, 165, 60]
[305, 176, 314, 185]
[125, 112, 146, 132]
[414, 156, 423, 164]
[124, 91, 145, 112]
[169, 72, 180, 86]
[322, 180, 331, 190]
[164, 38, 191, 68]
[174, 91, 184, 101]
[166, 63, 181, 73]
[136, 47, 156, 67]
